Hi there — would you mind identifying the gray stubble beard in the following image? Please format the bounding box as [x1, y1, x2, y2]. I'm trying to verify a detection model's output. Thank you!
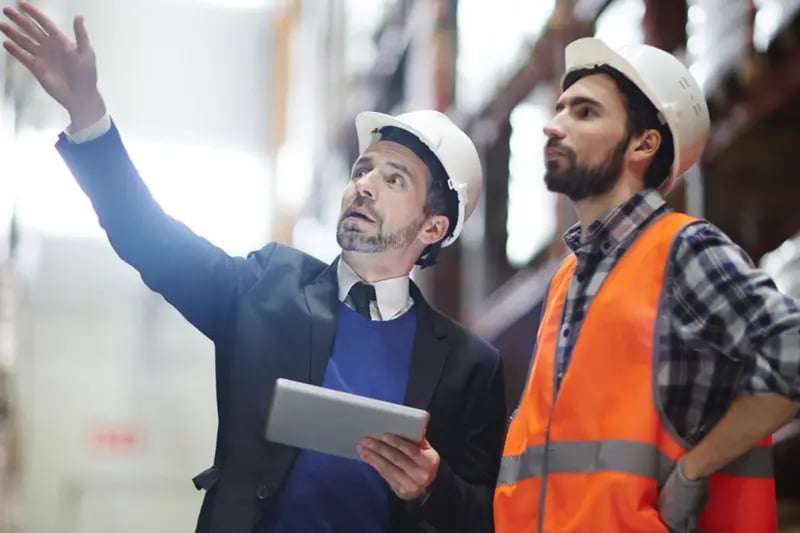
[336, 218, 424, 253]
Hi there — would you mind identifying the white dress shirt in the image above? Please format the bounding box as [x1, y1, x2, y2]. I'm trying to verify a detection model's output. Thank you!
[336, 258, 414, 321]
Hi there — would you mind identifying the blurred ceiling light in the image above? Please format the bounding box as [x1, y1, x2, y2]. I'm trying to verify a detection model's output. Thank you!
[506, 95, 557, 268]
[457, 0, 555, 112]
[686, 0, 755, 93]
[594, 0, 645, 49]
[754, 0, 800, 51]
[345, 0, 397, 76]
[687, 3, 707, 25]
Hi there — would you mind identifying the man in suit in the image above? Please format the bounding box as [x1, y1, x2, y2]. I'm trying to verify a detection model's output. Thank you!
[0, 4, 506, 533]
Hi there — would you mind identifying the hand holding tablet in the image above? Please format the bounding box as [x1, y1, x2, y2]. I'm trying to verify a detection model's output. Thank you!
[264, 378, 430, 460]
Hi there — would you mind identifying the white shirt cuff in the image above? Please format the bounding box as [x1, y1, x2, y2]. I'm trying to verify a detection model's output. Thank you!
[64, 113, 112, 143]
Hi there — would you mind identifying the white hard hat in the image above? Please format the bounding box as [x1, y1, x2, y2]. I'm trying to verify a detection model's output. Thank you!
[355, 110, 483, 248]
[563, 38, 710, 194]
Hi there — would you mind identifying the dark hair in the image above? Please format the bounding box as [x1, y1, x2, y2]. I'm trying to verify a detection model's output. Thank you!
[376, 126, 459, 267]
[564, 66, 675, 190]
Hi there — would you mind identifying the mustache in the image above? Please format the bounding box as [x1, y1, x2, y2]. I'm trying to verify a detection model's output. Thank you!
[352, 195, 378, 216]
[341, 194, 380, 221]
[544, 139, 576, 160]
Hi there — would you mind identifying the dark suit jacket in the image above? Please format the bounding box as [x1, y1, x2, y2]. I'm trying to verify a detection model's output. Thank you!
[56, 124, 507, 533]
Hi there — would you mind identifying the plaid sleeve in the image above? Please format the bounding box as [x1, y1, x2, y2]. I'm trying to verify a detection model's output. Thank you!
[671, 222, 800, 402]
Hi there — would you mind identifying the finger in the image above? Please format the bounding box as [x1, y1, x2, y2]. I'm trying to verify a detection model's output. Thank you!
[382, 434, 424, 460]
[0, 22, 39, 55]
[359, 436, 381, 448]
[359, 447, 422, 499]
[2, 39, 36, 71]
[3, 6, 46, 42]
[19, 1, 63, 39]
[358, 446, 406, 486]
[365, 438, 419, 471]
[358, 446, 389, 476]
[73, 15, 91, 54]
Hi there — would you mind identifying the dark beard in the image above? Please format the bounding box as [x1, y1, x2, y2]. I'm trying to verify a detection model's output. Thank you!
[544, 136, 629, 201]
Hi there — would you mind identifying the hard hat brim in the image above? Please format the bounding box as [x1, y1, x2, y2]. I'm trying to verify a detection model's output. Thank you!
[355, 111, 438, 155]
[563, 38, 662, 116]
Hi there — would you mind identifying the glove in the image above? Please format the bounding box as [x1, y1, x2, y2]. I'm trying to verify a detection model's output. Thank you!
[657, 461, 709, 533]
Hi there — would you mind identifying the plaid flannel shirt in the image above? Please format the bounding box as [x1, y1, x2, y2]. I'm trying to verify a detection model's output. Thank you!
[554, 189, 800, 445]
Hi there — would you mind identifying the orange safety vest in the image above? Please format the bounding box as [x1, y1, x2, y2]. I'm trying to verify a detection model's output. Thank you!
[494, 212, 776, 533]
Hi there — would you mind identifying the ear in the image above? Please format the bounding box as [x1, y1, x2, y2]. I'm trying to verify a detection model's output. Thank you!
[418, 215, 449, 246]
[629, 129, 661, 163]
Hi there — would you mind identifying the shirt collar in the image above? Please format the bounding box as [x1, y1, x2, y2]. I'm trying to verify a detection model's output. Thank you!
[336, 258, 411, 320]
[563, 188, 666, 253]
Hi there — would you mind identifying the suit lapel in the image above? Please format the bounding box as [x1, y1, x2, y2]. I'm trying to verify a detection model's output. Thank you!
[303, 258, 341, 386]
[404, 282, 450, 410]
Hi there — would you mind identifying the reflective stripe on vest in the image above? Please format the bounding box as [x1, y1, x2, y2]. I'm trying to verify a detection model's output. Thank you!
[498, 439, 774, 487]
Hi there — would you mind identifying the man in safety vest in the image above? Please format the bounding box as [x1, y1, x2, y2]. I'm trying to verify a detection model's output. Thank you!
[494, 37, 800, 532]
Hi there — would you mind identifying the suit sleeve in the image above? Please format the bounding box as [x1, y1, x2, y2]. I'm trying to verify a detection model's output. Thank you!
[413, 351, 507, 533]
[56, 122, 269, 341]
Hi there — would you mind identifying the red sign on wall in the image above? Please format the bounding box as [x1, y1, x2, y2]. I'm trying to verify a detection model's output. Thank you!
[86, 420, 146, 455]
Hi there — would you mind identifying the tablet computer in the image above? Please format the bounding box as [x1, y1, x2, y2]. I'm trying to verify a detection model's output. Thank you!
[264, 378, 430, 460]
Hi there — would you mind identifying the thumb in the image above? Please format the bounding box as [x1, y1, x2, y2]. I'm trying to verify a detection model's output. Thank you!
[73, 15, 91, 54]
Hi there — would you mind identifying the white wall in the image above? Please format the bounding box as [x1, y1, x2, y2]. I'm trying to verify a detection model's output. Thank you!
[15, 236, 217, 532]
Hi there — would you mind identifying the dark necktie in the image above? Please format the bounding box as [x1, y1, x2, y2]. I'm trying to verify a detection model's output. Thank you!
[348, 282, 376, 319]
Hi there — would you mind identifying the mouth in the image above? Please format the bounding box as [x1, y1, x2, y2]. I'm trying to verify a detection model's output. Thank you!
[343, 208, 376, 223]
[544, 146, 566, 159]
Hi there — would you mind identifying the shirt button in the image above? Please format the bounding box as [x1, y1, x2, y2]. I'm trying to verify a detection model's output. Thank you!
[562, 328, 570, 338]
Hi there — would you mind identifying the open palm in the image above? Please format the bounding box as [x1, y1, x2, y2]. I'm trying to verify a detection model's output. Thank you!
[1, 1, 99, 116]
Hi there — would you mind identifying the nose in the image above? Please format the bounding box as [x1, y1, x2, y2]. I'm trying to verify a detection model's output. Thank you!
[354, 170, 378, 199]
[543, 115, 566, 141]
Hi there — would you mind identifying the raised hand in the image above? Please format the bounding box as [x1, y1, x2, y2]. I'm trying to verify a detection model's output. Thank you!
[1, 1, 105, 130]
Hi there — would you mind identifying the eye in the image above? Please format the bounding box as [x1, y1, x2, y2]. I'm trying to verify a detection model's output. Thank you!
[386, 174, 406, 186]
[577, 105, 596, 119]
[351, 166, 370, 181]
